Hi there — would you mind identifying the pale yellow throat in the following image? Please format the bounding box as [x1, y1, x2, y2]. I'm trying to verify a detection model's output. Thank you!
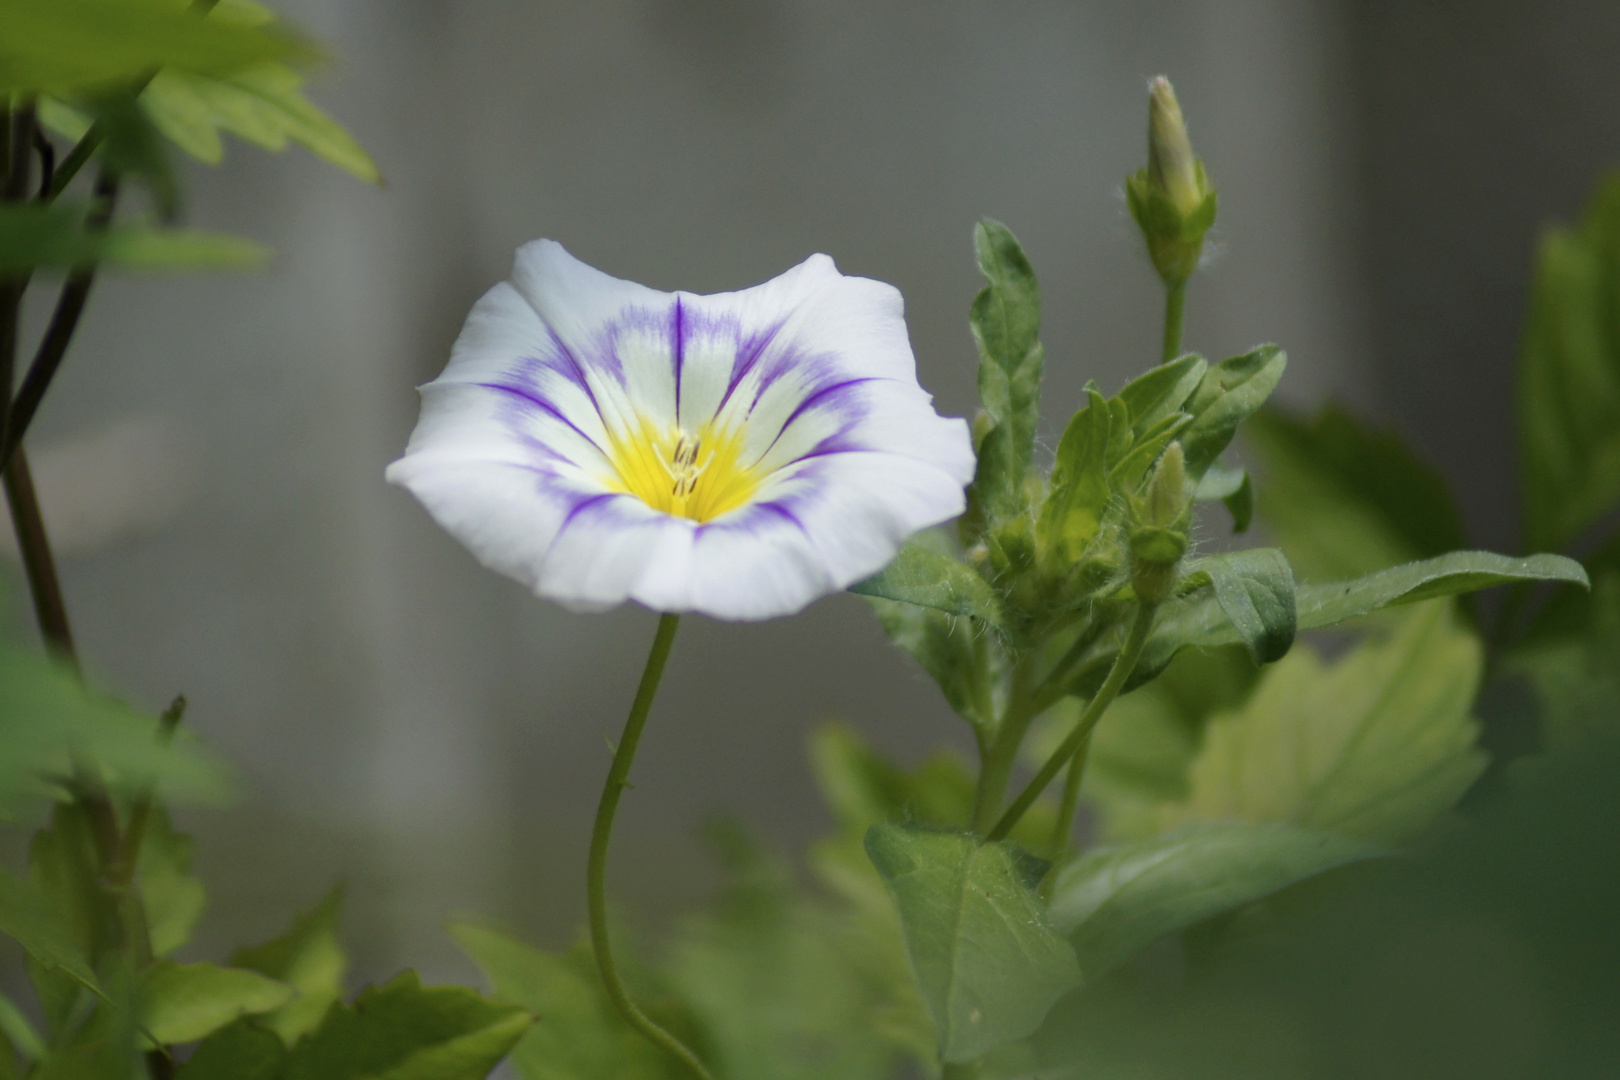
[604, 418, 763, 522]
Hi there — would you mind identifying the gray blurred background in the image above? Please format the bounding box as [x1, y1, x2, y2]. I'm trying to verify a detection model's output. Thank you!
[6, 0, 1619, 983]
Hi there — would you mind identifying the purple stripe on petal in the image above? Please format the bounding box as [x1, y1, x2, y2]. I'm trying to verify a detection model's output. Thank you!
[476, 381, 607, 458]
[714, 318, 787, 415]
[673, 295, 685, 424]
[760, 376, 880, 458]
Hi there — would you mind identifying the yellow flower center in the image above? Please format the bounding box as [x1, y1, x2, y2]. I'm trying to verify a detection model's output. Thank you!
[603, 417, 764, 522]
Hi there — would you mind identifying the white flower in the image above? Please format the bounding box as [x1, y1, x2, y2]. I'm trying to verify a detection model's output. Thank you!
[387, 241, 975, 620]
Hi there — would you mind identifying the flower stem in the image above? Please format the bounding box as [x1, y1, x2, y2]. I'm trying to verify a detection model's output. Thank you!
[4, 448, 76, 664]
[587, 613, 713, 1080]
[1048, 734, 1091, 856]
[971, 654, 1039, 836]
[987, 603, 1156, 843]
[1161, 278, 1187, 363]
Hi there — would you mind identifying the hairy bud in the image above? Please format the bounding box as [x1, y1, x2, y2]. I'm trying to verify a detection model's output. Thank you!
[1126, 76, 1217, 287]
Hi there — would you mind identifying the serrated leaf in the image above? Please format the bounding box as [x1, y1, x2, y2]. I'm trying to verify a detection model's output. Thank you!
[1178, 346, 1286, 481]
[282, 972, 530, 1080]
[0, 0, 312, 94]
[1520, 173, 1620, 552]
[139, 808, 206, 957]
[0, 865, 99, 997]
[1116, 355, 1208, 436]
[0, 643, 234, 812]
[1184, 549, 1296, 664]
[849, 542, 1004, 627]
[1244, 404, 1467, 581]
[665, 829, 893, 1080]
[864, 824, 1080, 1064]
[452, 925, 674, 1080]
[964, 220, 1044, 530]
[88, 94, 180, 219]
[139, 961, 293, 1046]
[0, 204, 266, 273]
[144, 64, 380, 183]
[231, 887, 346, 1045]
[1037, 389, 1112, 568]
[1047, 822, 1388, 981]
[174, 1021, 287, 1080]
[1156, 602, 1487, 844]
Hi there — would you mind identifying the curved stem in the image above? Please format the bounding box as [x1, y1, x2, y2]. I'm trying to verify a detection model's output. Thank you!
[971, 653, 1039, 835]
[1048, 735, 1091, 856]
[988, 603, 1156, 843]
[4, 448, 76, 663]
[1161, 278, 1187, 363]
[587, 614, 713, 1080]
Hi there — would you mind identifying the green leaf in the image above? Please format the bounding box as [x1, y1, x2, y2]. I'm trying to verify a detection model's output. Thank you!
[0, 644, 234, 812]
[1047, 822, 1388, 981]
[175, 1021, 287, 1080]
[0, 992, 45, 1063]
[27, 805, 110, 1037]
[964, 220, 1045, 529]
[865, 600, 989, 731]
[0, 865, 99, 998]
[1297, 551, 1588, 629]
[143, 64, 381, 183]
[139, 808, 207, 958]
[1194, 460, 1253, 533]
[1184, 549, 1296, 664]
[282, 972, 529, 1080]
[1178, 346, 1286, 481]
[1244, 404, 1467, 581]
[863, 825, 1080, 1064]
[0, 0, 313, 94]
[1519, 173, 1620, 552]
[231, 887, 347, 1046]
[1156, 602, 1488, 844]
[1116, 355, 1208, 437]
[0, 204, 267, 273]
[452, 926, 671, 1080]
[849, 542, 1004, 627]
[666, 828, 894, 1080]
[139, 961, 293, 1046]
[87, 94, 180, 219]
[1037, 389, 1113, 569]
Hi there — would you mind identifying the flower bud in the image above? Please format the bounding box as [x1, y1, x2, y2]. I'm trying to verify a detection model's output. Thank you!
[1126, 76, 1216, 286]
[1147, 77, 1202, 219]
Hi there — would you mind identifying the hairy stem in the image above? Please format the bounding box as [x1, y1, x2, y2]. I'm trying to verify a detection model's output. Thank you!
[971, 653, 1040, 835]
[1161, 278, 1187, 363]
[587, 614, 713, 1080]
[988, 603, 1157, 843]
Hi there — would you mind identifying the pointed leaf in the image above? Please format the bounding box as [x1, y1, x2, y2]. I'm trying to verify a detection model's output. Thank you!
[1194, 460, 1253, 533]
[1047, 823, 1388, 981]
[864, 825, 1080, 1063]
[1178, 346, 1286, 480]
[1116, 355, 1207, 436]
[1037, 389, 1112, 566]
[139, 961, 293, 1046]
[0, 204, 266, 273]
[1157, 602, 1487, 844]
[849, 543, 1004, 628]
[1297, 551, 1588, 628]
[0, 866, 99, 996]
[964, 220, 1044, 528]
[0, 0, 313, 94]
[139, 808, 206, 957]
[231, 888, 347, 1045]
[1184, 549, 1296, 664]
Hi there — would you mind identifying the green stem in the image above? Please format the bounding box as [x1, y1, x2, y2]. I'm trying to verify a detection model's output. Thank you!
[1049, 734, 1091, 855]
[587, 614, 713, 1080]
[971, 654, 1039, 835]
[1161, 278, 1187, 363]
[988, 603, 1157, 843]
[4, 448, 76, 662]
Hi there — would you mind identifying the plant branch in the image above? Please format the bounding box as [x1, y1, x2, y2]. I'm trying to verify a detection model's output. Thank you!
[587, 614, 714, 1080]
[1049, 734, 1091, 855]
[971, 652, 1040, 835]
[4, 448, 76, 663]
[988, 602, 1157, 843]
[2, 172, 119, 471]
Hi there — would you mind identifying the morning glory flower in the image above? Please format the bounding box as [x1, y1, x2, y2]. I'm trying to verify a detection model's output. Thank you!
[387, 241, 975, 620]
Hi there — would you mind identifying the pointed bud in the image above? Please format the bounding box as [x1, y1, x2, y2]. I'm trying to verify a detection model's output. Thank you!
[1147, 77, 1203, 219]
[1128, 444, 1191, 605]
[1126, 76, 1217, 286]
[1143, 442, 1186, 528]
